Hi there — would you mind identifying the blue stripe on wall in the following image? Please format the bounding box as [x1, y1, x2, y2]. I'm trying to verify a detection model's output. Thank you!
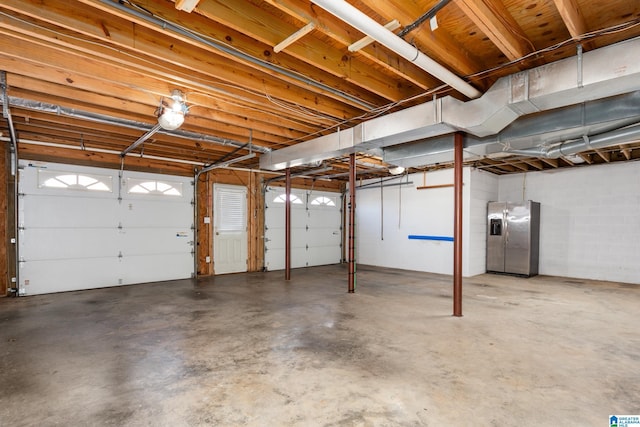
[408, 235, 454, 242]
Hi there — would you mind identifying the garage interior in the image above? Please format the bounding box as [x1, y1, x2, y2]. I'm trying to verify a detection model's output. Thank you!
[1, 0, 639, 425]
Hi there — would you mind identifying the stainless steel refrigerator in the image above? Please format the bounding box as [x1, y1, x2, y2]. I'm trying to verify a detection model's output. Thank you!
[486, 201, 540, 276]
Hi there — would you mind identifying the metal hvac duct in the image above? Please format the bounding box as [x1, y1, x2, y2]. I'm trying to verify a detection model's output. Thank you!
[260, 36, 640, 170]
[383, 90, 640, 167]
[509, 123, 640, 159]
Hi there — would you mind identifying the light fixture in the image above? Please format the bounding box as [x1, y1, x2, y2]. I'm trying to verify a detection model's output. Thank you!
[563, 154, 586, 164]
[389, 165, 405, 175]
[157, 89, 187, 131]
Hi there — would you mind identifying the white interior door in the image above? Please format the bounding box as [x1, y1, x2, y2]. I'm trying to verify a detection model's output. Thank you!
[264, 187, 341, 270]
[213, 184, 248, 274]
[18, 162, 193, 295]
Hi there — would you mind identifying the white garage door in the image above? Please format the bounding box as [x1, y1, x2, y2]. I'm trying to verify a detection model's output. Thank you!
[18, 162, 193, 295]
[264, 186, 341, 271]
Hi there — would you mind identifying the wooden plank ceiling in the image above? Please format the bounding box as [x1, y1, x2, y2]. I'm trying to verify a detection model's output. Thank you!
[1, 0, 639, 178]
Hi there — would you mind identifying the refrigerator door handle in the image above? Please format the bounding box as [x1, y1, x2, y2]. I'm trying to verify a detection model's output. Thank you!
[503, 210, 508, 246]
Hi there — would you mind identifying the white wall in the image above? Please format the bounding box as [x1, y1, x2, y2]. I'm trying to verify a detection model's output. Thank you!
[356, 161, 639, 284]
[498, 161, 640, 284]
[467, 169, 499, 276]
[356, 168, 476, 276]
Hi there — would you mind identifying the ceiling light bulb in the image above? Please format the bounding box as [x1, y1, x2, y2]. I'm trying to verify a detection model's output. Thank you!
[158, 109, 185, 130]
[157, 89, 187, 130]
[389, 166, 405, 175]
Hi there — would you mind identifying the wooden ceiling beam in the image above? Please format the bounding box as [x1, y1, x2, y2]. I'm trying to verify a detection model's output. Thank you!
[577, 153, 593, 164]
[1, 0, 363, 119]
[359, 0, 482, 78]
[551, 0, 594, 49]
[481, 157, 518, 172]
[173, 0, 420, 102]
[502, 158, 530, 171]
[539, 157, 559, 168]
[0, 43, 321, 145]
[620, 145, 632, 160]
[481, 165, 507, 175]
[594, 148, 611, 163]
[11, 114, 243, 156]
[18, 142, 196, 176]
[262, 0, 441, 90]
[175, 0, 201, 13]
[5, 78, 283, 148]
[0, 12, 332, 132]
[520, 158, 544, 170]
[86, 0, 389, 110]
[454, 0, 533, 61]
[14, 127, 239, 165]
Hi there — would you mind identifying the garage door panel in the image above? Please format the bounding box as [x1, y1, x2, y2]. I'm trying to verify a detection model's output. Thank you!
[265, 227, 307, 245]
[263, 248, 306, 270]
[119, 199, 192, 228]
[264, 189, 342, 271]
[119, 229, 193, 255]
[21, 228, 119, 260]
[21, 196, 118, 228]
[264, 206, 283, 224]
[18, 161, 194, 295]
[119, 254, 193, 284]
[307, 247, 341, 265]
[291, 212, 308, 228]
[291, 229, 307, 247]
[307, 212, 340, 228]
[264, 248, 284, 270]
[21, 258, 121, 295]
[306, 228, 341, 243]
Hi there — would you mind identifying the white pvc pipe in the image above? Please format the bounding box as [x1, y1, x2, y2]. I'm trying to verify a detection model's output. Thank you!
[311, 0, 482, 99]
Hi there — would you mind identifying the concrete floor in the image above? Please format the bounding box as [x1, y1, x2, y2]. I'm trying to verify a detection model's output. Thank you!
[0, 265, 638, 426]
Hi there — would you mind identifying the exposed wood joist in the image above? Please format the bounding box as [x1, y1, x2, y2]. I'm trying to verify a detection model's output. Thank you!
[454, 0, 533, 61]
[17, 141, 197, 176]
[121, 0, 389, 110]
[551, 0, 594, 49]
[620, 145, 632, 160]
[0, 0, 638, 179]
[175, 0, 200, 13]
[273, 22, 316, 53]
[594, 148, 611, 163]
[2, 0, 366, 119]
[520, 158, 544, 170]
[263, 0, 444, 91]
[481, 157, 519, 173]
[359, 0, 482, 78]
[502, 158, 530, 172]
[539, 157, 560, 168]
[577, 153, 593, 164]
[185, 0, 421, 102]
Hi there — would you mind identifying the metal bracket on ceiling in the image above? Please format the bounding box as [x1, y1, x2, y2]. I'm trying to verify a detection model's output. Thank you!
[577, 44, 584, 89]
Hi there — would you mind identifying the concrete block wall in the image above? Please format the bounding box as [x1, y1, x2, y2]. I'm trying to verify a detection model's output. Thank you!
[356, 168, 473, 276]
[498, 161, 640, 284]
